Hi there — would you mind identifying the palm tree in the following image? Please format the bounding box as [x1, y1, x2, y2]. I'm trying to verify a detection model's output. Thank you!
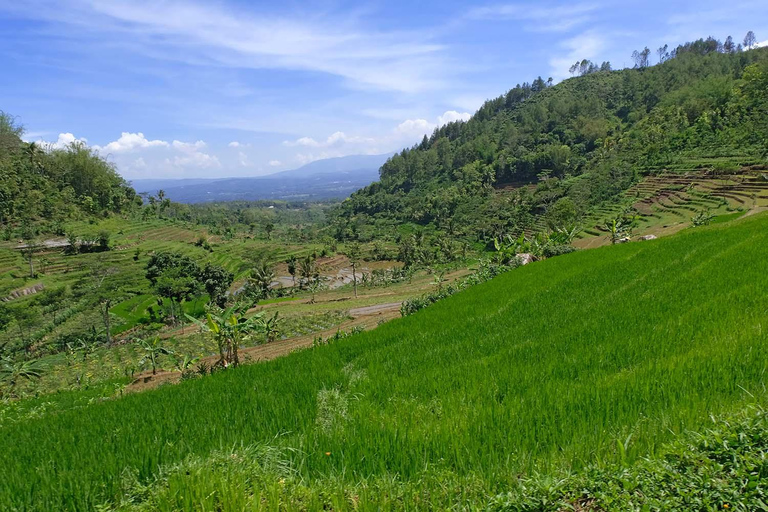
[299, 254, 317, 289]
[139, 336, 173, 375]
[25, 142, 43, 173]
[250, 261, 275, 297]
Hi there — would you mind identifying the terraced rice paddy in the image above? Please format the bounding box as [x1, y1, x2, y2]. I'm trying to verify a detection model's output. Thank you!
[1, 212, 767, 510]
[576, 165, 768, 245]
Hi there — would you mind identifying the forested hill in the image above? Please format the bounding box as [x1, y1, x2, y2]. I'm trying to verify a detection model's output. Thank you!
[0, 113, 140, 238]
[330, 39, 768, 243]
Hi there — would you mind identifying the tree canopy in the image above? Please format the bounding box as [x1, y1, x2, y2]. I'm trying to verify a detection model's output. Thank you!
[331, 39, 768, 245]
[0, 113, 140, 236]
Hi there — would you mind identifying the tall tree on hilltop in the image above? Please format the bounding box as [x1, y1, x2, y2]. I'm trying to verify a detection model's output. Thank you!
[632, 47, 651, 68]
[724, 36, 735, 53]
[744, 31, 757, 50]
[657, 44, 669, 63]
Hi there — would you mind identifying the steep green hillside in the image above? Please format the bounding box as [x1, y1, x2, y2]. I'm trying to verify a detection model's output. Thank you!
[2, 213, 767, 510]
[332, 43, 768, 245]
[0, 113, 140, 236]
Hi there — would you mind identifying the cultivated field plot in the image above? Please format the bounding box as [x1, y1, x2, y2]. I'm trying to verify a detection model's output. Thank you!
[576, 167, 768, 247]
[1, 213, 767, 510]
[0, 218, 321, 361]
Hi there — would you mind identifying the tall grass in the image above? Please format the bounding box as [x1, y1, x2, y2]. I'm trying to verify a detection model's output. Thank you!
[1, 214, 768, 510]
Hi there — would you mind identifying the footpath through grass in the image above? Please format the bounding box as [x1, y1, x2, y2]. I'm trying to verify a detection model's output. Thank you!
[1, 214, 768, 510]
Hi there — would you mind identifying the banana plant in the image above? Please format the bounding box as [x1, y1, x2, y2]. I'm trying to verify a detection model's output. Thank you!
[606, 217, 631, 244]
[259, 312, 281, 343]
[494, 232, 548, 263]
[186, 306, 263, 367]
[432, 271, 447, 292]
[550, 224, 582, 245]
[0, 357, 45, 398]
[138, 336, 173, 375]
[172, 353, 201, 372]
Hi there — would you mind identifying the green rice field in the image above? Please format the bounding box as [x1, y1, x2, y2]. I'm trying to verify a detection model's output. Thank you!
[1, 213, 767, 510]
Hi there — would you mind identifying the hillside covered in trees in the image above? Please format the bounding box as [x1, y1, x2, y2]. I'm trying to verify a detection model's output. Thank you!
[0, 113, 141, 239]
[331, 37, 768, 244]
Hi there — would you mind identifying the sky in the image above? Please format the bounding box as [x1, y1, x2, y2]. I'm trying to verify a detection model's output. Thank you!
[0, 0, 765, 180]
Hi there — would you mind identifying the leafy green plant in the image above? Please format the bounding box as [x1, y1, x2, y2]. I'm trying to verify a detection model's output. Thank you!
[692, 208, 714, 227]
[258, 312, 281, 343]
[138, 336, 173, 375]
[186, 306, 262, 367]
[0, 357, 45, 398]
[606, 217, 632, 244]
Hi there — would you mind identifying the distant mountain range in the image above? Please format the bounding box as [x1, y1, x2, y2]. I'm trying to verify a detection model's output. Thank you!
[129, 153, 392, 203]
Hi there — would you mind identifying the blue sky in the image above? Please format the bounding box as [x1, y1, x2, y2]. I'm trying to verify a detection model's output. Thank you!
[0, 0, 765, 179]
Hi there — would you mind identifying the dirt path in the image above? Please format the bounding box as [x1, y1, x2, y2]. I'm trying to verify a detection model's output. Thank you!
[126, 301, 402, 393]
[349, 302, 401, 317]
[744, 206, 768, 218]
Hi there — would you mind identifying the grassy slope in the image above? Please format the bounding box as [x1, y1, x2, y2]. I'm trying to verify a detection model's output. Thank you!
[2, 213, 768, 510]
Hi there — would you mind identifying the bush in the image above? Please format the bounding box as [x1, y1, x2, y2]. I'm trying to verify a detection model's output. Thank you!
[488, 407, 768, 511]
[543, 244, 576, 258]
[96, 231, 110, 251]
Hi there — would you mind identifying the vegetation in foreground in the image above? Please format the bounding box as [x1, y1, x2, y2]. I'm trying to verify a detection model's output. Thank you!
[0, 212, 766, 510]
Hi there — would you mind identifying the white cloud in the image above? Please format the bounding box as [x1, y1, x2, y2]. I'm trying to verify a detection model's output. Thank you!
[228, 141, 251, 148]
[450, 95, 487, 113]
[294, 152, 333, 165]
[283, 131, 374, 148]
[467, 3, 597, 33]
[167, 152, 221, 169]
[94, 132, 169, 153]
[238, 151, 249, 167]
[71, 130, 224, 176]
[171, 140, 206, 151]
[395, 110, 471, 138]
[269, 160, 282, 167]
[285, 136, 321, 148]
[10, 1, 449, 93]
[437, 110, 471, 126]
[286, 110, 472, 164]
[395, 118, 435, 137]
[43, 132, 88, 149]
[549, 30, 605, 79]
